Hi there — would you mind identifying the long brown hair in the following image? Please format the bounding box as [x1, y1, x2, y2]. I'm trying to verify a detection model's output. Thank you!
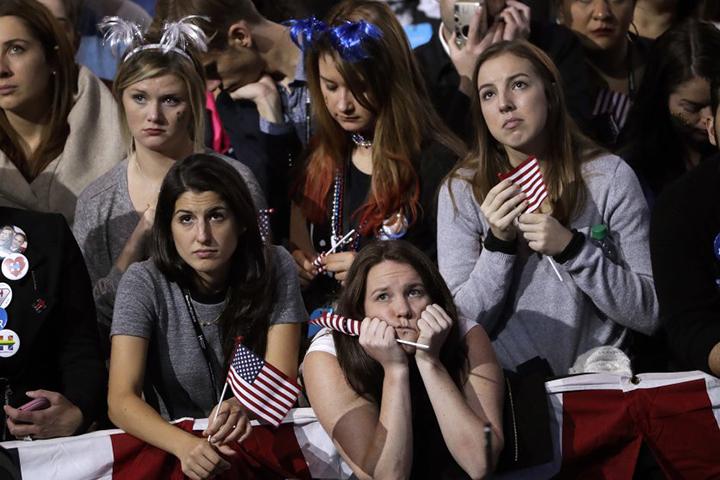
[333, 240, 467, 403]
[449, 40, 602, 225]
[0, 0, 78, 181]
[152, 154, 275, 363]
[297, 0, 465, 235]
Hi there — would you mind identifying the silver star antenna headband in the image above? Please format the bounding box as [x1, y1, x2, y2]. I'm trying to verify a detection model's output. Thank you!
[99, 15, 209, 63]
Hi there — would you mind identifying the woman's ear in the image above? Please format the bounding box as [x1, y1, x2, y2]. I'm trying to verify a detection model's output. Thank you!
[707, 115, 717, 147]
[227, 21, 253, 50]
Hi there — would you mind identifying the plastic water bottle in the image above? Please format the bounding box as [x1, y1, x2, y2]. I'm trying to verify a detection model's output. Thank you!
[590, 224, 619, 264]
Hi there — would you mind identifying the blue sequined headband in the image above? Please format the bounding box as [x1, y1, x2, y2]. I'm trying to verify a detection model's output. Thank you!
[286, 16, 383, 63]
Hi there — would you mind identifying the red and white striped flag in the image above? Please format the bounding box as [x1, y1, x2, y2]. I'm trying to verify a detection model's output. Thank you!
[498, 156, 548, 213]
[309, 312, 361, 336]
[227, 343, 301, 427]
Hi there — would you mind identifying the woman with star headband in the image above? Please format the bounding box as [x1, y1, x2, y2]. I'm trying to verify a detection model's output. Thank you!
[288, 0, 465, 309]
[73, 17, 267, 356]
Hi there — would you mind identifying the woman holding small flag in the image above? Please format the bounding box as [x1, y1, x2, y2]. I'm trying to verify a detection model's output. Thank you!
[288, 0, 464, 309]
[437, 41, 658, 376]
[303, 240, 504, 479]
[107, 155, 306, 480]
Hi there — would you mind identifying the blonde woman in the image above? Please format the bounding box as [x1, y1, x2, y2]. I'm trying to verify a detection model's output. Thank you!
[73, 20, 265, 354]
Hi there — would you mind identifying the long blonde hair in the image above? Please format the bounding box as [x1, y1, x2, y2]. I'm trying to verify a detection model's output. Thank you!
[113, 37, 206, 156]
[449, 40, 602, 225]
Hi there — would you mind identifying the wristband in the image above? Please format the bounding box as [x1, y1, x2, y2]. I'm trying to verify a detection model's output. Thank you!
[553, 229, 585, 264]
[483, 230, 517, 254]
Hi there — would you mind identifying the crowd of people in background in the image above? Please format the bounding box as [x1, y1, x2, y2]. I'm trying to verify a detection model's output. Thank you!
[1, 0, 720, 478]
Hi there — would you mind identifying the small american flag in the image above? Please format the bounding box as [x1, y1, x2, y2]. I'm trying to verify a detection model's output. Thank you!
[498, 156, 548, 213]
[309, 312, 361, 336]
[227, 342, 301, 427]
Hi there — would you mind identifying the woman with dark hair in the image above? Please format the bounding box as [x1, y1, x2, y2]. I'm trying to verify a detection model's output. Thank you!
[556, 0, 648, 148]
[290, 0, 465, 306]
[620, 19, 720, 201]
[73, 18, 265, 356]
[303, 240, 504, 479]
[438, 40, 658, 376]
[108, 154, 306, 480]
[0, 0, 123, 223]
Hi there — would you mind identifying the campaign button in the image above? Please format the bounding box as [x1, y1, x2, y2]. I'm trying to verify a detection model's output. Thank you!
[2, 253, 29, 280]
[0, 328, 19, 358]
[0, 282, 11, 308]
[0, 309, 6, 329]
[0, 226, 26, 258]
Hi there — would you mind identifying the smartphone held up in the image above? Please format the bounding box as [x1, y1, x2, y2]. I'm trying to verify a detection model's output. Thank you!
[454, 0, 487, 48]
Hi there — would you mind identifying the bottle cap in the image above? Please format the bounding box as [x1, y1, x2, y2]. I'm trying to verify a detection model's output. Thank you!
[590, 224, 608, 240]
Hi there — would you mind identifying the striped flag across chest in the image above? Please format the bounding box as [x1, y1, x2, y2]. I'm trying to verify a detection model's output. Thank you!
[498, 156, 548, 213]
[309, 312, 361, 336]
[227, 343, 301, 427]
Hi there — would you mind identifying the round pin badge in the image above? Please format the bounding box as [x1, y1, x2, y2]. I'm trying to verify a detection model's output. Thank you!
[0, 328, 20, 358]
[0, 282, 11, 309]
[0, 309, 7, 329]
[8, 226, 27, 255]
[0, 225, 15, 259]
[714, 232, 720, 261]
[2, 253, 29, 281]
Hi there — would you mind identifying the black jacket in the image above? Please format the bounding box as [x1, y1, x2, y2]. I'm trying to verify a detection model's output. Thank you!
[212, 92, 303, 244]
[650, 156, 720, 373]
[0, 208, 106, 437]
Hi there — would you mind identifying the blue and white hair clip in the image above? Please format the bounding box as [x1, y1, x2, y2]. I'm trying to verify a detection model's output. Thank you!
[286, 16, 383, 62]
[99, 15, 209, 63]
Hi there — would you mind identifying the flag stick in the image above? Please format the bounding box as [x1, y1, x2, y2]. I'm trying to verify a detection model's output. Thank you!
[484, 423, 493, 478]
[396, 339, 430, 350]
[328, 229, 356, 254]
[208, 382, 229, 443]
[548, 257, 563, 282]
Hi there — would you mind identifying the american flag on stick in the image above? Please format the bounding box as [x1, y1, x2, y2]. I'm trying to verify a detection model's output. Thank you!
[310, 312, 361, 336]
[227, 342, 301, 427]
[309, 312, 429, 350]
[497, 156, 548, 213]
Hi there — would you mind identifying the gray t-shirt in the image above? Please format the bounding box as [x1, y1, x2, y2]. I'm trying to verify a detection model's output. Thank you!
[73, 155, 267, 333]
[111, 245, 306, 420]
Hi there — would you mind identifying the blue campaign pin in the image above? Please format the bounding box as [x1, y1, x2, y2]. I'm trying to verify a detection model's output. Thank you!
[0, 308, 7, 329]
[714, 232, 720, 260]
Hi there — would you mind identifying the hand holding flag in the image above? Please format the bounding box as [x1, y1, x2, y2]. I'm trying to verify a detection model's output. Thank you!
[310, 312, 429, 350]
[499, 156, 564, 282]
[225, 342, 301, 427]
[497, 156, 548, 214]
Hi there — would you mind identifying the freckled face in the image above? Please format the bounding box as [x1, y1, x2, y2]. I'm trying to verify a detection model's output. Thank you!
[121, 74, 192, 155]
[318, 53, 375, 134]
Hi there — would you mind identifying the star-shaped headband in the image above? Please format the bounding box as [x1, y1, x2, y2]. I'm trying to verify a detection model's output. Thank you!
[99, 15, 209, 63]
[286, 16, 383, 63]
